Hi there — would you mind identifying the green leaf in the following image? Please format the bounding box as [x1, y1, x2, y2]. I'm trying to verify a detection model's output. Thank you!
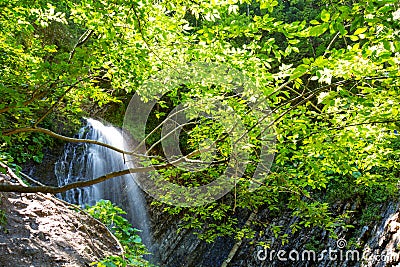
[349, 35, 359, 41]
[309, 23, 329, 36]
[336, 22, 346, 35]
[321, 10, 330, 23]
[354, 27, 367, 35]
[290, 64, 309, 80]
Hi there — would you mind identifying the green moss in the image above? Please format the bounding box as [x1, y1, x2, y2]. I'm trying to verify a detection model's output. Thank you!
[360, 205, 382, 226]
[0, 197, 7, 233]
[304, 236, 324, 251]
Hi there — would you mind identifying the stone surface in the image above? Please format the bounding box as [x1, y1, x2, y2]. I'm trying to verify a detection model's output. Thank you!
[226, 202, 400, 267]
[0, 173, 122, 267]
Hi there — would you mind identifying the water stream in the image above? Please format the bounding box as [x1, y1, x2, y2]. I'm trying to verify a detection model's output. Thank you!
[54, 118, 152, 249]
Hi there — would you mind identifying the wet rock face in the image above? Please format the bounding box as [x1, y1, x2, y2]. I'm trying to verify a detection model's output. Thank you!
[225, 202, 400, 267]
[146, 196, 400, 267]
[146, 199, 236, 267]
[22, 144, 65, 187]
[152, 224, 234, 267]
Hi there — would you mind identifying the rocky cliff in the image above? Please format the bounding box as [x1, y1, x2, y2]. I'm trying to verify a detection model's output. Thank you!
[227, 201, 400, 267]
[148, 197, 400, 267]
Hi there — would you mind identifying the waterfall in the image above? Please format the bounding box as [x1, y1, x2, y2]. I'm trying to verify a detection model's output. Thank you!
[54, 118, 152, 249]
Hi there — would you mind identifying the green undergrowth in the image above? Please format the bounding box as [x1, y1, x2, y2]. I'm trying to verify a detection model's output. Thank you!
[0, 197, 7, 233]
[85, 200, 154, 267]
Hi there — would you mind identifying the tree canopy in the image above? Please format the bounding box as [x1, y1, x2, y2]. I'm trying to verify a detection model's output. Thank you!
[1, 0, 400, 244]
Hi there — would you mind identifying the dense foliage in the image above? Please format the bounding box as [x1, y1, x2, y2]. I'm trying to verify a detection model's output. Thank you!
[86, 200, 152, 266]
[1, 0, 399, 249]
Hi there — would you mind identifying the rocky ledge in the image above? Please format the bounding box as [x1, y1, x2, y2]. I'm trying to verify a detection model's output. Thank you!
[0, 170, 122, 267]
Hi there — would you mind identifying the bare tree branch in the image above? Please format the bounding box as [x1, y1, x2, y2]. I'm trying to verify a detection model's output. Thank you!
[135, 105, 190, 153]
[0, 149, 218, 194]
[68, 29, 94, 63]
[0, 166, 155, 194]
[0, 161, 27, 187]
[221, 210, 258, 267]
[18, 171, 46, 186]
[3, 127, 146, 157]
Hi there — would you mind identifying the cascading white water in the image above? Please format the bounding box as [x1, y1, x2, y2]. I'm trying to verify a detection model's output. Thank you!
[55, 118, 152, 248]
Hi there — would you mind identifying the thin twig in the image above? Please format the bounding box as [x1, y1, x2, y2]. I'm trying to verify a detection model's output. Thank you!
[3, 127, 146, 158]
[68, 29, 94, 63]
